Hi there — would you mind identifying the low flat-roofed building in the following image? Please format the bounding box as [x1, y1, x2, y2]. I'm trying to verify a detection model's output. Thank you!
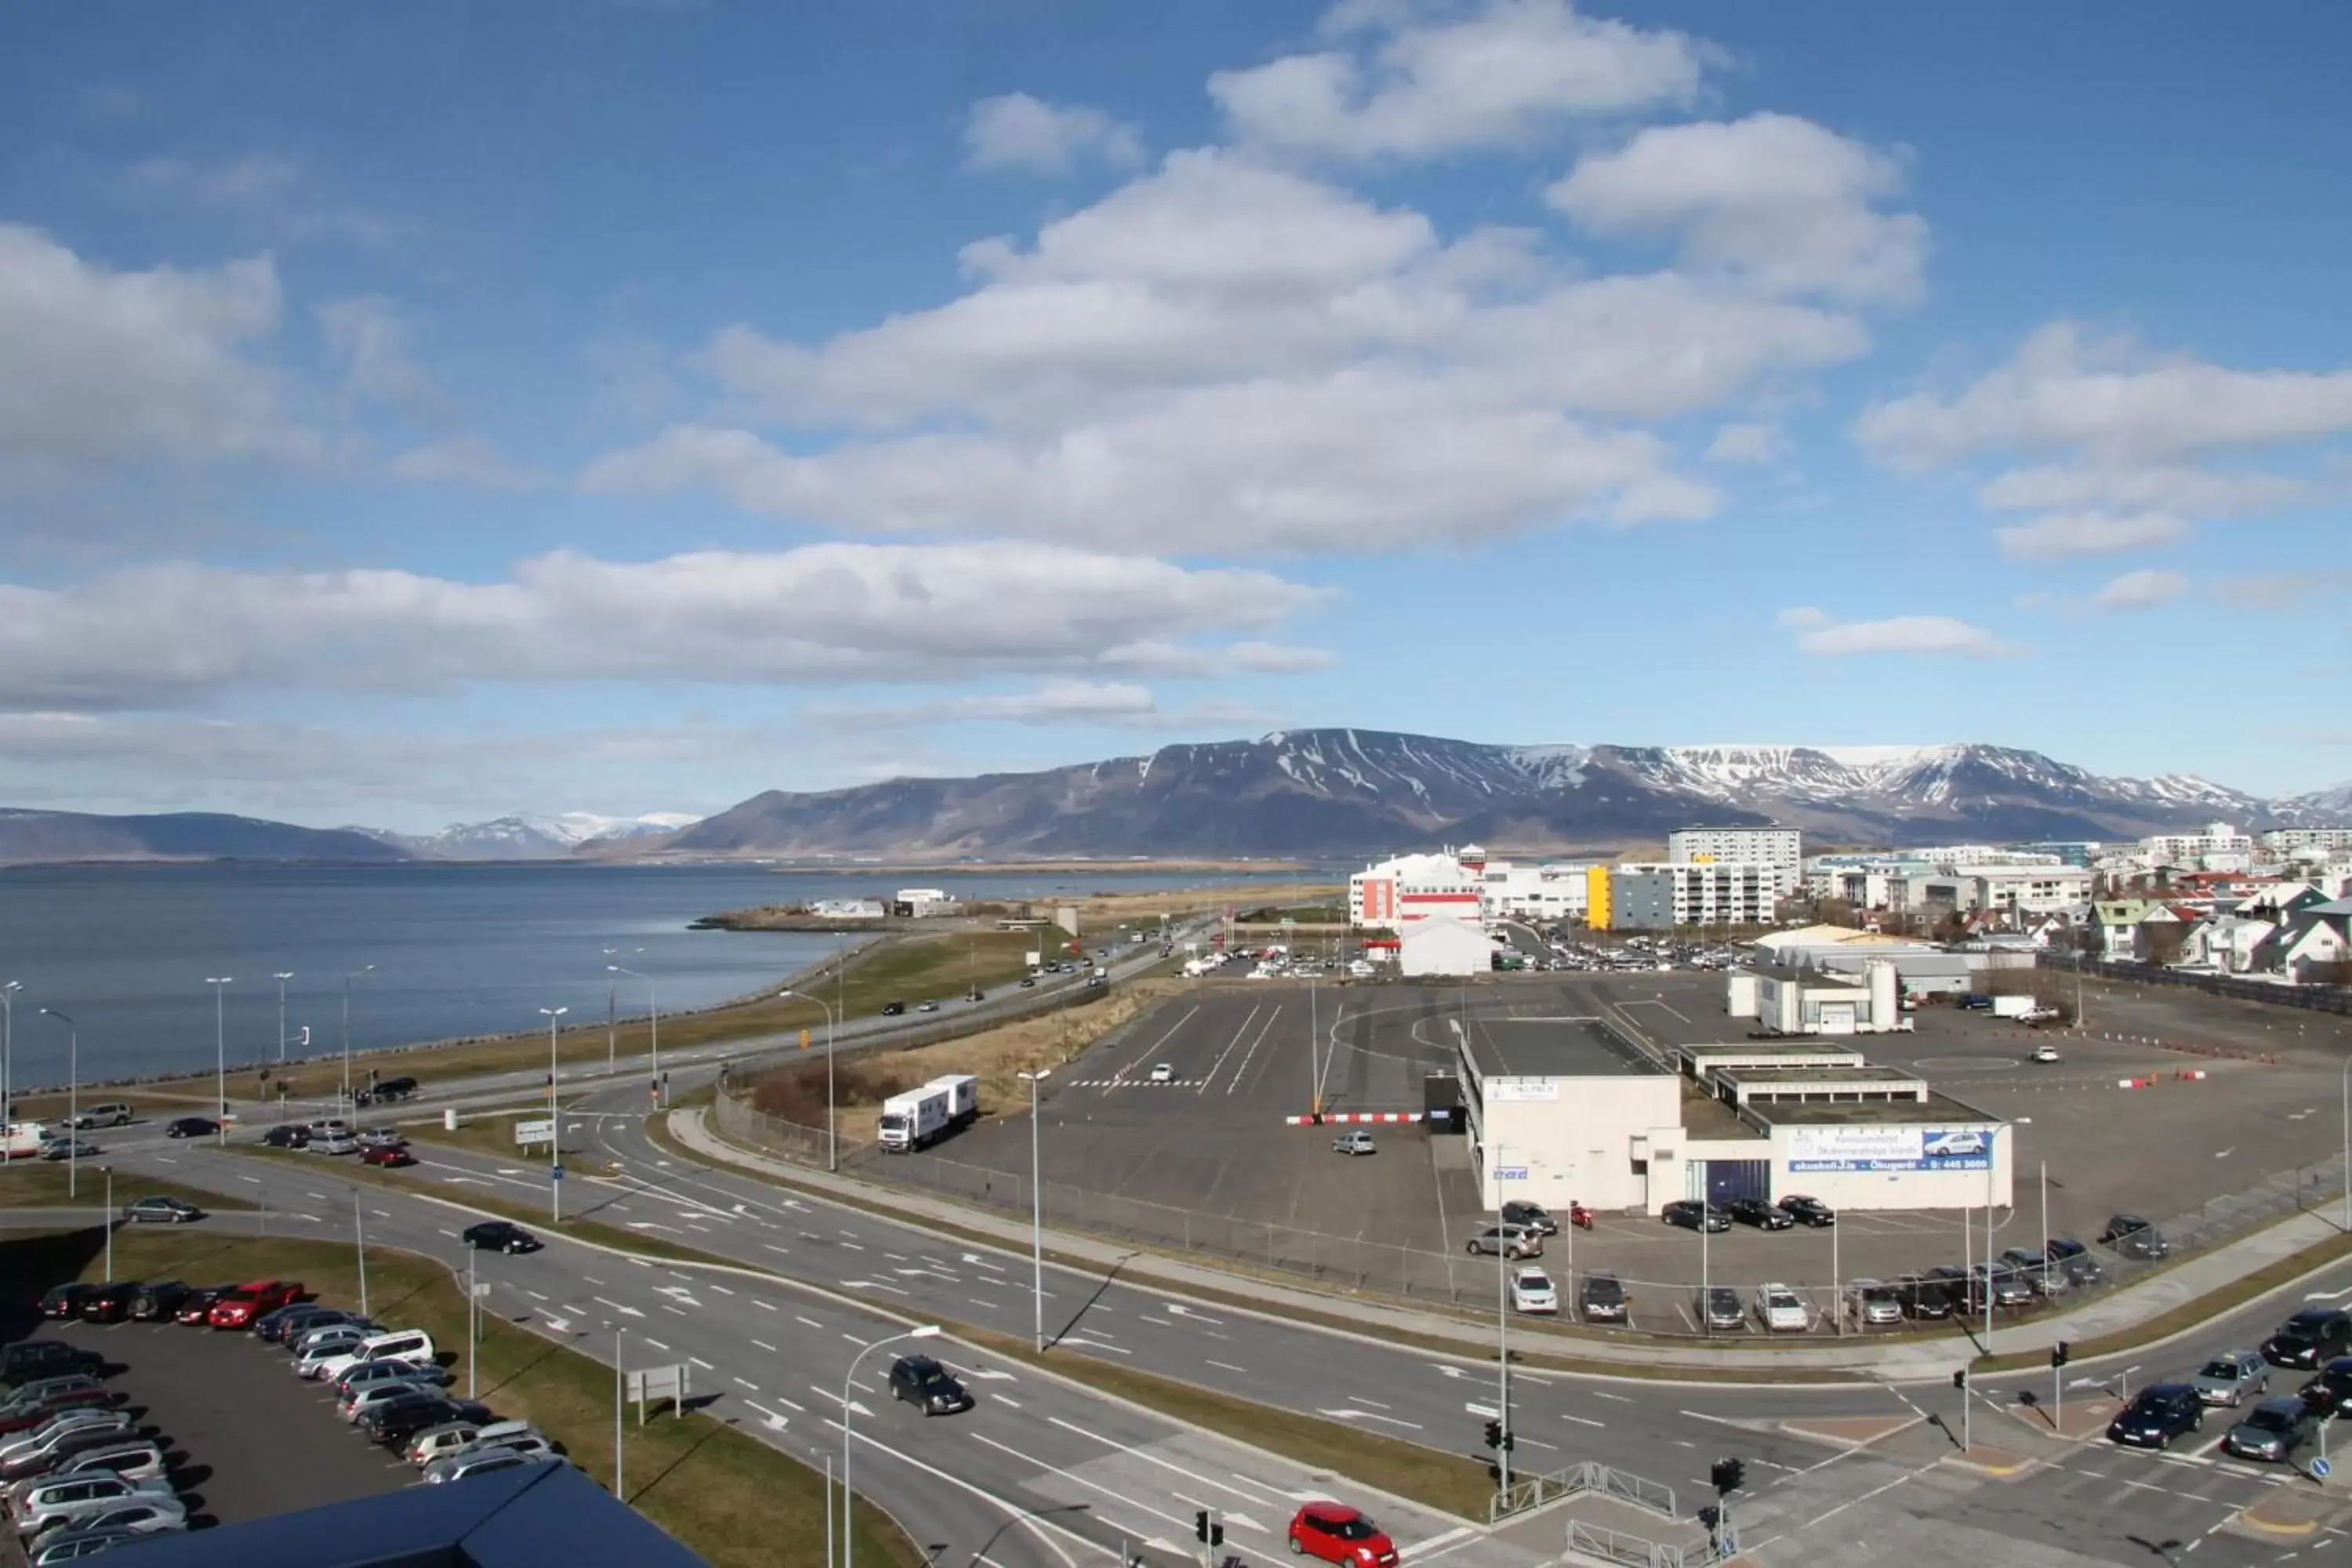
[1711, 1064, 1929, 1109]
[1679, 1041, 1871, 1078]
[1457, 1018, 1678, 1212]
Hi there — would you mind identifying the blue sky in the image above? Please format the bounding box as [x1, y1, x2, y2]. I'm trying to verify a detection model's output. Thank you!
[1, 0, 2347, 830]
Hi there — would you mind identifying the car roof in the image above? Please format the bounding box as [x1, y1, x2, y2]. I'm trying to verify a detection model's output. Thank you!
[2252, 1396, 2309, 1415]
[1301, 1503, 1363, 1523]
[2140, 1381, 2198, 1398]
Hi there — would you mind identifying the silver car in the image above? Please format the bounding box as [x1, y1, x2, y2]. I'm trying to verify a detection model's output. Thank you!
[1846, 1278, 1904, 1327]
[50, 1443, 167, 1487]
[2190, 1349, 2270, 1406]
[0, 1411, 130, 1475]
[31, 1529, 144, 1564]
[1465, 1224, 1542, 1259]
[10, 1475, 176, 1540]
[420, 1448, 543, 1485]
[0, 1416, 136, 1483]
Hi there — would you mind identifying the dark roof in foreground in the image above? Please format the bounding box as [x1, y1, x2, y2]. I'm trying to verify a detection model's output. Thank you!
[105, 1458, 702, 1568]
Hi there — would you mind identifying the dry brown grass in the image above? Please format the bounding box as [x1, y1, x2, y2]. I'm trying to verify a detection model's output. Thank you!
[1070, 881, 1342, 927]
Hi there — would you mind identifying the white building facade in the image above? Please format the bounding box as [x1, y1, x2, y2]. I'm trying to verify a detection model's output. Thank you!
[2140, 822, 2256, 871]
[1477, 860, 1598, 922]
[1399, 913, 1492, 978]
[1610, 862, 1777, 927]
[1669, 827, 1803, 895]
[1349, 850, 1484, 932]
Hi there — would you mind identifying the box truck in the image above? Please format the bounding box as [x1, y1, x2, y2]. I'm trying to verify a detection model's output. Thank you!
[1991, 995, 2040, 1019]
[1, 1121, 51, 1160]
[877, 1073, 980, 1153]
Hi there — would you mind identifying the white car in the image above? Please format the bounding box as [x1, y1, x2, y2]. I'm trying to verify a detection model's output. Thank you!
[1330, 1131, 1376, 1156]
[1756, 1283, 1810, 1334]
[310, 1328, 436, 1385]
[2029, 1044, 2060, 1064]
[1147, 1063, 1176, 1084]
[1509, 1267, 1559, 1315]
[1923, 1131, 1988, 1159]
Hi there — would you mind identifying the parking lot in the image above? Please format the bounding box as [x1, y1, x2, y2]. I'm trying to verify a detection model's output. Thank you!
[855, 967, 2352, 1325]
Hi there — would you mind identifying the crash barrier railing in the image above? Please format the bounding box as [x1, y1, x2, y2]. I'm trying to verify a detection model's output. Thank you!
[1492, 1459, 1676, 1525]
[2035, 953, 2350, 1015]
[1564, 1522, 1686, 1568]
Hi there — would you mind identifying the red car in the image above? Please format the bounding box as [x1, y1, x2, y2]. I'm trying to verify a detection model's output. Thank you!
[361, 1144, 416, 1168]
[208, 1278, 305, 1329]
[1288, 1504, 1399, 1568]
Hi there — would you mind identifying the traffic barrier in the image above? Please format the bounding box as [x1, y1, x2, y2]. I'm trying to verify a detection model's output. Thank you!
[1284, 1110, 1428, 1125]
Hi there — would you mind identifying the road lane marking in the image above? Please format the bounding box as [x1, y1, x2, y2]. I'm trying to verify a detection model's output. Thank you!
[593, 1298, 644, 1319]
[1207, 1360, 1248, 1375]
[753, 1339, 779, 1352]
[1047, 1417, 1290, 1508]
[797, 1316, 824, 1330]
[643, 1338, 670, 1351]
[970, 1431, 1191, 1536]
[690, 1356, 715, 1371]
[752, 1298, 778, 1311]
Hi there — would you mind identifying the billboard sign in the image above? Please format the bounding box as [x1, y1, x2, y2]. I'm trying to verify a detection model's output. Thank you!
[514, 1118, 556, 1146]
[1784, 1124, 1994, 1173]
[1485, 1078, 1561, 1103]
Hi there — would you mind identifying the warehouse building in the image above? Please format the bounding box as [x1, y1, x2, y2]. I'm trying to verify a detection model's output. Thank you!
[1399, 912, 1492, 978]
[1670, 826, 1802, 895]
[1457, 1018, 1681, 1211]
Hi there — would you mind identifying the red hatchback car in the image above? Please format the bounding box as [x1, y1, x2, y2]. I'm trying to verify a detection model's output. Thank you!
[209, 1278, 304, 1329]
[1288, 1504, 1399, 1568]
[361, 1144, 416, 1168]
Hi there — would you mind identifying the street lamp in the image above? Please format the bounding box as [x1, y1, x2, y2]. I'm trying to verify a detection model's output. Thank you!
[274, 972, 294, 1064]
[608, 965, 661, 1107]
[2339, 1053, 2352, 1232]
[779, 989, 838, 1171]
[1, 979, 21, 1132]
[602, 949, 641, 1075]
[841, 1326, 939, 1568]
[540, 1007, 568, 1221]
[1018, 1069, 1048, 1351]
[1492, 1144, 1514, 1494]
[205, 978, 232, 1145]
[342, 964, 375, 1111]
[38, 1009, 76, 1198]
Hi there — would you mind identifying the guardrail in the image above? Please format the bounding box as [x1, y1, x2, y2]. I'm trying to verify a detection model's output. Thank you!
[1565, 1521, 1686, 1568]
[1492, 1460, 1677, 1524]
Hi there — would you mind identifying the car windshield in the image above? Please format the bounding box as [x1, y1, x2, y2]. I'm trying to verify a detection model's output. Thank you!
[1860, 1286, 1896, 1302]
[2127, 1393, 2171, 1415]
[2200, 1359, 2245, 1380]
[1706, 1289, 1738, 1310]
[2248, 1408, 2295, 1432]
[1767, 1292, 1800, 1311]
[1585, 1277, 1622, 1299]
[1518, 1273, 1552, 1292]
[1328, 1518, 1380, 1541]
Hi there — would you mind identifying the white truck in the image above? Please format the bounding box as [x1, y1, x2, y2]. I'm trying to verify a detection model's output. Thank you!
[1, 1120, 50, 1160]
[1991, 995, 2041, 1019]
[877, 1073, 980, 1153]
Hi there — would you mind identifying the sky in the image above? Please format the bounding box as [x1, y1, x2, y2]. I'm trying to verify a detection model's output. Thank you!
[1, 0, 2347, 832]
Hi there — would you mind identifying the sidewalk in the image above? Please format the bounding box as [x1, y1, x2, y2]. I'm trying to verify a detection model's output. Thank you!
[666, 1109, 2350, 1376]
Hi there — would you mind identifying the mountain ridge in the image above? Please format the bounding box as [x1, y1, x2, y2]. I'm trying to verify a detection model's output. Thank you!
[349, 811, 702, 861]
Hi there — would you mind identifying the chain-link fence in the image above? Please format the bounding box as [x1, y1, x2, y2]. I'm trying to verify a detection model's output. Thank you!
[2036, 953, 2351, 1015]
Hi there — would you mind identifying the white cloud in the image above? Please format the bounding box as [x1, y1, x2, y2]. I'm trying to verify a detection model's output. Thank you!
[1209, 0, 1708, 162]
[129, 154, 302, 205]
[0, 543, 1321, 710]
[388, 436, 539, 490]
[1857, 322, 2352, 469]
[316, 295, 445, 423]
[1993, 511, 2189, 560]
[1704, 422, 1785, 464]
[1978, 462, 2307, 517]
[964, 93, 1143, 175]
[1777, 605, 2024, 659]
[2214, 569, 2352, 609]
[123, 154, 405, 248]
[805, 680, 1279, 732]
[2092, 568, 2190, 611]
[0, 224, 310, 491]
[1547, 113, 1927, 303]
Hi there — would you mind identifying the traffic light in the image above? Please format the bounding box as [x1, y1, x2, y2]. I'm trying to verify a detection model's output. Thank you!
[2052, 1341, 2071, 1370]
[1710, 1457, 1745, 1495]
[1697, 1505, 1721, 1533]
[1483, 1419, 1503, 1450]
[1953, 1369, 1969, 1391]
[1192, 1512, 1222, 1548]
[800, 1027, 811, 1049]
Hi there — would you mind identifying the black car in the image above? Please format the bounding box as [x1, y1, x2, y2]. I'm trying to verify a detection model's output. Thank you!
[2299, 1356, 2352, 1417]
[372, 1076, 419, 1102]
[128, 1282, 189, 1323]
[38, 1285, 93, 1321]
[1726, 1197, 1793, 1232]
[1661, 1200, 1730, 1233]
[1580, 1272, 1629, 1323]
[1501, 1201, 1559, 1236]
[2100, 1214, 2168, 1260]
[1893, 1273, 1955, 1320]
[76, 1283, 139, 1325]
[122, 1196, 205, 1225]
[260, 1124, 310, 1149]
[1777, 1196, 1836, 1228]
[2224, 1396, 2321, 1463]
[256, 1302, 346, 1344]
[1, 1341, 103, 1386]
[163, 1116, 218, 1138]
[2264, 1308, 2352, 1369]
[2107, 1382, 2205, 1448]
[880, 1001, 906, 1017]
[1696, 1285, 1744, 1331]
[2045, 1237, 2105, 1285]
[363, 1393, 492, 1447]
[887, 1355, 973, 1416]
[463, 1221, 543, 1254]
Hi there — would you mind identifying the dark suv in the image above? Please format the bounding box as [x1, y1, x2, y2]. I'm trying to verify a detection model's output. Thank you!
[2107, 1382, 2205, 1448]
[2045, 1237, 2105, 1285]
[1580, 1272, 1629, 1323]
[1726, 1197, 1792, 1231]
[1777, 1196, 1836, 1228]
[887, 1355, 973, 1415]
[1662, 1200, 1730, 1233]
[1894, 1273, 1955, 1320]
[129, 1282, 189, 1323]
[2100, 1214, 2168, 1260]
[1501, 1201, 1559, 1236]
[77, 1283, 140, 1325]
[2, 1341, 104, 1386]
[2264, 1308, 2352, 1370]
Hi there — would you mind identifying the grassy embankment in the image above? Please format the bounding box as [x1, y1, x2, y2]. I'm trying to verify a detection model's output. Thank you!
[0, 1159, 252, 1213]
[2, 1224, 919, 1568]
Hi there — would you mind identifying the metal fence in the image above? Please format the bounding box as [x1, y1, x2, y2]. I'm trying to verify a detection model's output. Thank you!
[2037, 953, 2352, 1015]
[1564, 1522, 1686, 1568]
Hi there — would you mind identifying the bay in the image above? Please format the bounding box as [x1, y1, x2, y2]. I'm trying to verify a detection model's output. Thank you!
[0, 862, 1297, 1088]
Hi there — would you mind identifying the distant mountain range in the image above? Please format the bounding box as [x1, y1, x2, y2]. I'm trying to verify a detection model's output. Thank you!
[0, 808, 407, 866]
[347, 812, 702, 861]
[665, 731, 2351, 858]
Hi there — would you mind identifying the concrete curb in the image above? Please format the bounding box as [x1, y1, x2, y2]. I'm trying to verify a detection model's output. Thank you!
[1941, 1447, 2038, 1478]
[2234, 1497, 2326, 1537]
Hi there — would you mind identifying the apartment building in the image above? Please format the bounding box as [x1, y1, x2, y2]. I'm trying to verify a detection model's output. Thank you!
[1668, 826, 1802, 895]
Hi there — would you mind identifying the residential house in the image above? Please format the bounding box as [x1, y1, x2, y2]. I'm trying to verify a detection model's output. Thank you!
[2092, 899, 2183, 962]
[2249, 900, 2352, 984]
[2181, 915, 2277, 975]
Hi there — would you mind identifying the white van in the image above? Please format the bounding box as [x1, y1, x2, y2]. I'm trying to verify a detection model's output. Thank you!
[314, 1327, 435, 1385]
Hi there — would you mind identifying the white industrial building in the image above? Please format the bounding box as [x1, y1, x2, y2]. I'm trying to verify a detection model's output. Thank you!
[1730, 960, 1911, 1035]
[895, 888, 959, 916]
[1350, 849, 1484, 932]
[1669, 826, 1802, 895]
[2266, 828, 2352, 857]
[1804, 855, 2090, 915]
[1399, 913, 1493, 978]
[1476, 859, 1598, 922]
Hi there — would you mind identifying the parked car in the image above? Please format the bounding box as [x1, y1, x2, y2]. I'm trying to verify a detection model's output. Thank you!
[1287, 1503, 1399, 1568]
[2045, 1237, 2106, 1286]
[208, 1279, 303, 1330]
[2107, 1383, 2205, 1448]
[463, 1221, 542, 1254]
[2263, 1308, 2352, 1370]
[36, 1287, 92, 1322]
[1661, 1200, 1730, 1233]
[259, 1125, 310, 1149]
[2101, 1214, 2169, 1260]
[1846, 1279, 1904, 1327]
[1330, 1131, 1376, 1156]
[1755, 1284, 1809, 1334]
[1696, 1286, 1744, 1332]
[0, 1414, 133, 1478]
[126, 1283, 189, 1324]
[2, 1343, 103, 1387]
[405, 1421, 487, 1468]
[1579, 1272, 1628, 1323]
[361, 1143, 416, 1168]
[1508, 1267, 1557, 1315]
[1998, 1248, 2068, 1297]
[255, 1302, 354, 1345]
[361, 1395, 490, 1450]
[9, 1475, 178, 1541]
[310, 1134, 361, 1156]
[2297, 1356, 2352, 1417]
[1726, 1197, 1792, 1232]
[32, 1495, 187, 1551]
[887, 1355, 973, 1416]
[1777, 1195, 1836, 1228]
[2192, 1349, 2271, 1407]
[292, 1327, 380, 1376]
[2224, 1396, 2321, 1463]
[161, 1117, 216, 1139]
[313, 1328, 436, 1385]
[47, 1441, 166, 1488]
[1465, 1225, 1541, 1260]
[0, 1390, 114, 1442]
[344, 1377, 445, 1424]
[423, 1446, 543, 1484]
[334, 1358, 449, 1400]
[1500, 1201, 1559, 1236]
[74, 1285, 137, 1326]
[31, 1526, 156, 1562]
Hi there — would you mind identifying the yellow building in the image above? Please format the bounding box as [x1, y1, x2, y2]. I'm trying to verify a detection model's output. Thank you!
[1585, 864, 1613, 929]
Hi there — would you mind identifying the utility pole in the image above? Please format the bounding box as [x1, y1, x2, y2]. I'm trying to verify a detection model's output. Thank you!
[355, 1188, 368, 1316]
[615, 1327, 626, 1504]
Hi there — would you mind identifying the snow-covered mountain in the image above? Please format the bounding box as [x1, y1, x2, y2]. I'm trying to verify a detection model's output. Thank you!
[664, 731, 2305, 858]
[2274, 781, 2352, 825]
[353, 811, 701, 860]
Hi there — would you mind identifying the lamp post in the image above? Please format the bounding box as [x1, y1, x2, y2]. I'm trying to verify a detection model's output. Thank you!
[39, 1009, 76, 1198]
[354, 1187, 369, 1316]
[342, 964, 375, 1112]
[540, 1007, 568, 1221]
[842, 1326, 939, 1568]
[1494, 1145, 1513, 1494]
[608, 966, 660, 1107]
[0, 979, 17, 1134]
[602, 949, 640, 1075]
[779, 989, 838, 1170]
[274, 972, 294, 1064]
[1019, 1069, 1048, 1351]
[2340, 1052, 2352, 1232]
[205, 978, 232, 1145]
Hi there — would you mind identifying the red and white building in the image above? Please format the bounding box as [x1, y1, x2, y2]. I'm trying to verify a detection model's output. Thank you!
[1350, 848, 1486, 933]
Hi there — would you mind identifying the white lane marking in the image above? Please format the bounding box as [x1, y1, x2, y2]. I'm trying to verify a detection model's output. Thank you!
[1347, 1396, 1391, 1410]
[1207, 1360, 1249, 1375]
[1562, 1414, 1606, 1428]
[970, 1431, 1191, 1537]
[1316, 1407, 1423, 1431]
[593, 1297, 644, 1319]
[764, 1244, 791, 1257]
[1068, 1336, 1131, 1356]
[526, 1291, 547, 1302]
[238, 1176, 261, 1184]
[437, 1228, 459, 1239]
[662, 1305, 688, 1317]
[996, 1395, 1022, 1409]
[690, 1356, 715, 1371]
[1591, 1390, 1632, 1403]
[583, 1276, 605, 1287]
[971, 1298, 1003, 1311]
[797, 1316, 824, 1330]
[643, 1338, 670, 1352]
[1047, 1417, 1288, 1508]
[753, 1340, 779, 1353]
[742, 1399, 790, 1432]
[752, 1298, 778, 1312]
